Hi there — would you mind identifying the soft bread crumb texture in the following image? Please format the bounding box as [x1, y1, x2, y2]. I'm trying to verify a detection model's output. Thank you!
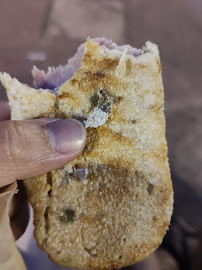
[0, 38, 173, 270]
[0, 73, 56, 120]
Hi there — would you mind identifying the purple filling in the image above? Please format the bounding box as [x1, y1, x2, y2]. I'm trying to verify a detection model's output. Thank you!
[32, 44, 85, 90]
[32, 38, 142, 90]
[93, 37, 142, 56]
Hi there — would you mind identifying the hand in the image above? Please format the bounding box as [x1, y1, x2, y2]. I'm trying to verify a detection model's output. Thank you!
[0, 101, 86, 239]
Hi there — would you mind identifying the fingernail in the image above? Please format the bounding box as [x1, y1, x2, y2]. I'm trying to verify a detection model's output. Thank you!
[46, 119, 86, 154]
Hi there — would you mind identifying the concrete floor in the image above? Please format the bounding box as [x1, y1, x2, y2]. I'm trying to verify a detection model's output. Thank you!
[0, 0, 202, 268]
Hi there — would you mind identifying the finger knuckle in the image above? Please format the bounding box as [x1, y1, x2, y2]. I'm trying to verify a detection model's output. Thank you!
[0, 121, 24, 161]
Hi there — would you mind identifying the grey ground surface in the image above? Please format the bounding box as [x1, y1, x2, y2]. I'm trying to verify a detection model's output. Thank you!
[0, 0, 202, 269]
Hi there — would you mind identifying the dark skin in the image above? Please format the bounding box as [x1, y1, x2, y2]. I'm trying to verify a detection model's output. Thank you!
[0, 102, 28, 239]
[0, 101, 86, 240]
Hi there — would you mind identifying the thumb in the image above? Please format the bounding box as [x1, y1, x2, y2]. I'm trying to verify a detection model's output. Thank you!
[0, 118, 86, 187]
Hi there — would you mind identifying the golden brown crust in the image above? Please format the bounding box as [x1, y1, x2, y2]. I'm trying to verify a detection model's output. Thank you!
[0, 38, 173, 269]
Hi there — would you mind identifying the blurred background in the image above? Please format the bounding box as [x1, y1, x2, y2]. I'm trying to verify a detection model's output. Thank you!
[0, 0, 202, 269]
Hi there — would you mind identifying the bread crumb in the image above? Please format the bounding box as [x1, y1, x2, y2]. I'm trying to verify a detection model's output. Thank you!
[84, 107, 110, 128]
[84, 89, 113, 128]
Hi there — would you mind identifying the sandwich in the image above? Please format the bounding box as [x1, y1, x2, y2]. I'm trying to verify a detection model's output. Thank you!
[0, 37, 173, 269]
